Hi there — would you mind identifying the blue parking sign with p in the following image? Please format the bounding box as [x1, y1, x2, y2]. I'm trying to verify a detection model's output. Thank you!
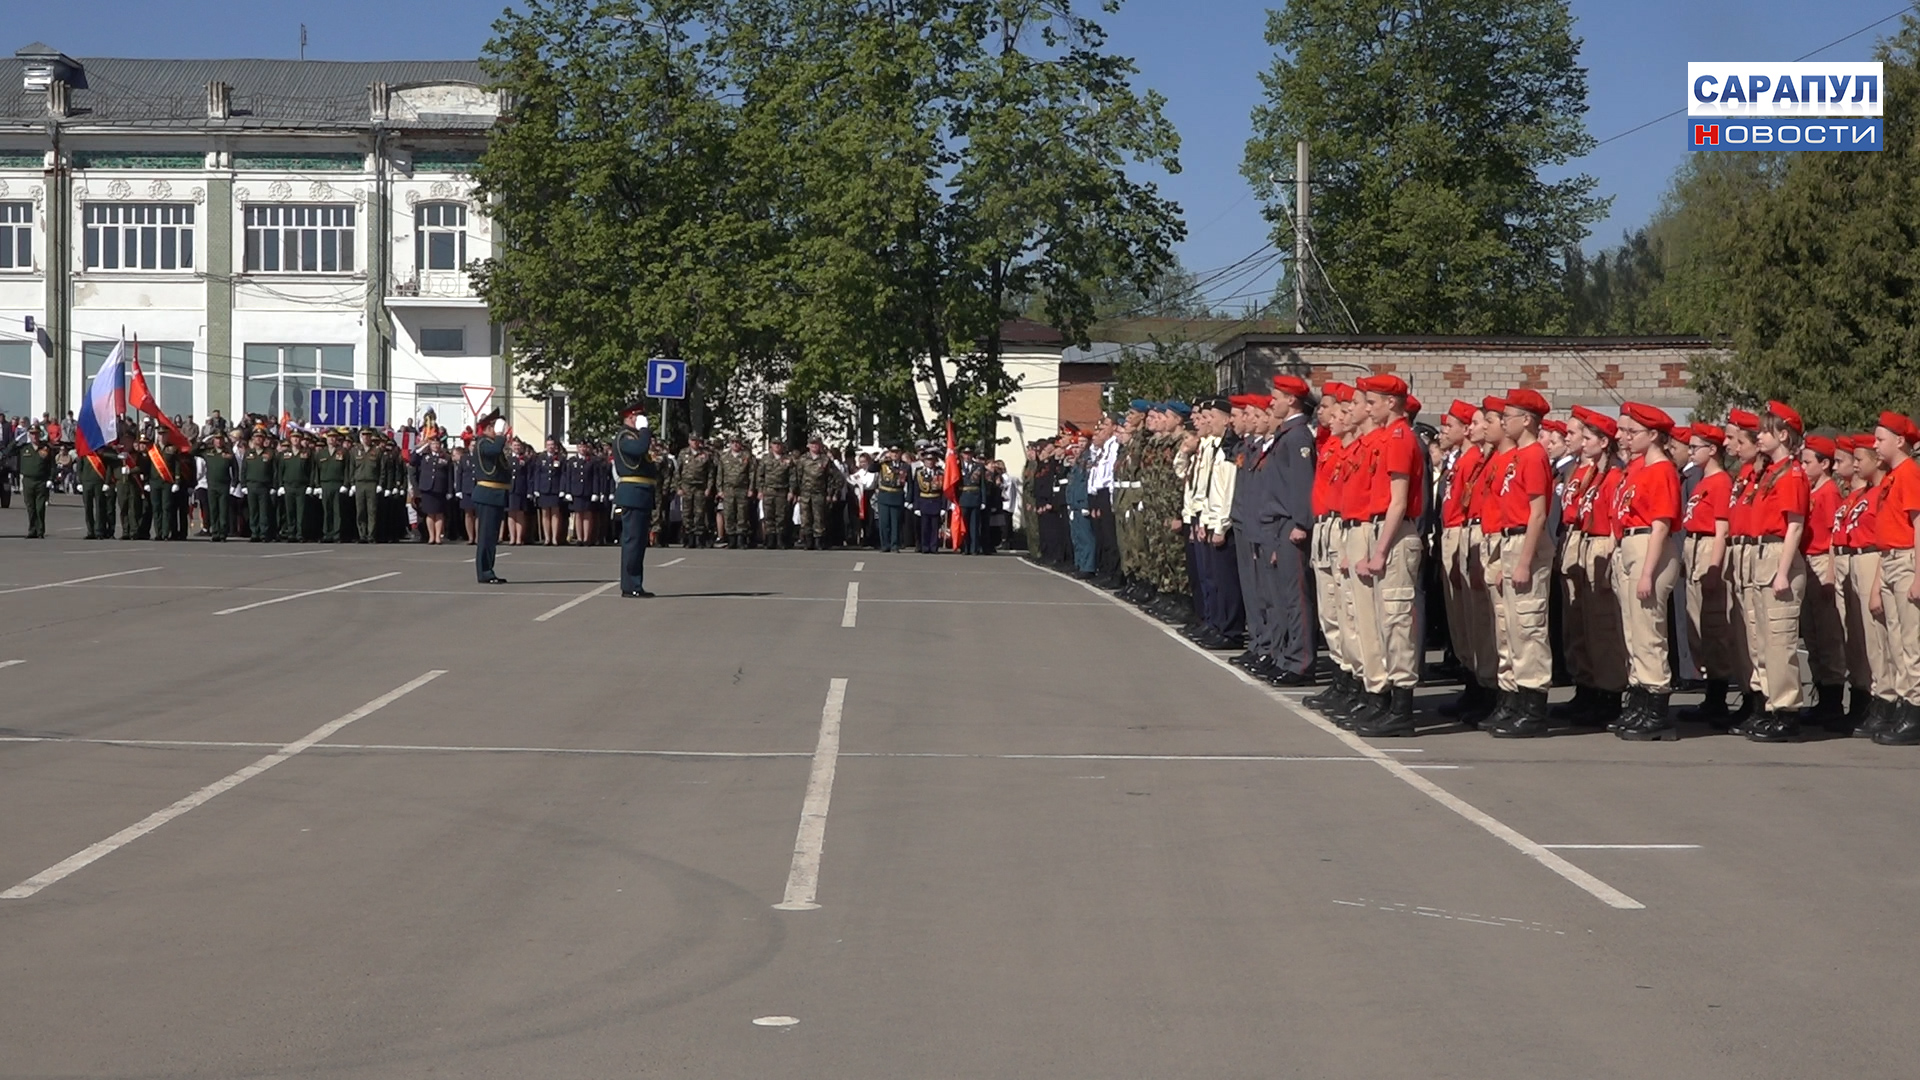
[647, 358, 687, 400]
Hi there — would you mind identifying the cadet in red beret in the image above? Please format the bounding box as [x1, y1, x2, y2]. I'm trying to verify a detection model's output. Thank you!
[1476, 388, 1557, 736]
[1871, 412, 1920, 742]
[1715, 410, 1768, 730]
[1339, 371, 1426, 737]
[1798, 432, 1851, 729]
[1737, 403, 1812, 740]
[1840, 434, 1894, 736]
[1431, 396, 1496, 721]
[1272, 374, 1311, 400]
[1677, 421, 1738, 729]
[1609, 402, 1685, 738]
[1553, 405, 1627, 730]
[1303, 380, 1365, 717]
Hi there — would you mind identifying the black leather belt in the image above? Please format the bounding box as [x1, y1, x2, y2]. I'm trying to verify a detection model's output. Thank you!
[1622, 527, 1654, 536]
[1730, 536, 1758, 546]
[1500, 526, 1529, 537]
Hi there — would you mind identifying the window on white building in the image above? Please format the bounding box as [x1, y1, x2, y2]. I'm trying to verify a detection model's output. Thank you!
[243, 344, 354, 422]
[244, 205, 356, 273]
[81, 341, 195, 417]
[0, 203, 30, 270]
[419, 327, 464, 353]
[84, 204, 194, 271]
[415, 202, 467, 271]
[0, 342, 30, 417]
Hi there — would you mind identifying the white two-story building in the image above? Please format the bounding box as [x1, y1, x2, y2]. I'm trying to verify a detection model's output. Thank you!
[0, 43, 520, 434]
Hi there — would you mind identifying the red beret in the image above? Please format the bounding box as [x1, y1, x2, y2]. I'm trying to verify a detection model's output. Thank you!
[1272, 374, 1311, 398]
[1854, 433, 1878, 449]
[1321, 381, 1352, 403]
[1481, 395, 1508, 414]
[1356, 373, 1409, 397]
[1691, 423, 1726, 446]
[1880, 411, 1920, 443]
[1503, 388, 1550, 416]
[1670, 425, 1692, 444]
[1446, 400, 1478, 425]
[1835, 435, 1856, 453]
[1727, 409, 1759, 432]
[1767, 400, 1803, 434]
[1582, 411, 1619, 439]
[1804, 434, 1837, 459]
[1247, 393, 1274, 410]
[1227, 394, 1255, 409]
[1620, 401, 1676, 435]
[1541, 418, 1568, 436]
[1405, 393, 1422, 417]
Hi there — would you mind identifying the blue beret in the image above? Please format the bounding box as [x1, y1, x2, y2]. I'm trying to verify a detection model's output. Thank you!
[1164, 400, 1191, 416]
[1129, 398, 1153, 413]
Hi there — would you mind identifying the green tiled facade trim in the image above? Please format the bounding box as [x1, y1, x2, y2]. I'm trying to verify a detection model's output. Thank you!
[412, 150, 482, 171]
[233, 153, 365, 172]
[72, 152, 204, 170]
[0, 152, 42, 169]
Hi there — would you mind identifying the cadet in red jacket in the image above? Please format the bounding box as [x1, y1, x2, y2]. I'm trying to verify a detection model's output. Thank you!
[1742, 402, 1812, 741]
[1677, 423, 1736, 727]
[1799, 434, 1850, 731]
[1869, 412, 1920, 744]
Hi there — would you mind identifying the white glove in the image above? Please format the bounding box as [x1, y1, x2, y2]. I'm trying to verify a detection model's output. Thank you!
[562, 492, 572, 501]
[637, 415, 649, 430]
[348, 485, 356, 495]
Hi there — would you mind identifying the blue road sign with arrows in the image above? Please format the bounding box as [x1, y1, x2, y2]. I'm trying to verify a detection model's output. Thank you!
[309, 388, 388, 428]
[647, 358, 687, 400]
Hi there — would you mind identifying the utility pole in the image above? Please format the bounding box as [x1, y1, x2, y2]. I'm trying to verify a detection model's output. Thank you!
[1294, 139, 1310, 334]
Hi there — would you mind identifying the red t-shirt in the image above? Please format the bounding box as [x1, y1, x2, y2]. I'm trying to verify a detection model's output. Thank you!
[1751, 458, 1810, 538]
[1492, 442, 1550, 534]
[1370, 418, 1426, 520]
[1560, 462, 1594, 530]
[1876, 458, 1920, 551]
[1615, 457, 1681, 534]
[1442, 444, 1483, 529]
[1311, 437, 1343, 519]
[1683, 469, 1731, 536]
[1340, 429, 1383, 521]
[1580, 466, 1621, 537]
[1728, 461, 1761, 538]
[1804, 479, 1841, 555]
[1835, 487, 1867, 548]
[1477, 447, 1514, 531]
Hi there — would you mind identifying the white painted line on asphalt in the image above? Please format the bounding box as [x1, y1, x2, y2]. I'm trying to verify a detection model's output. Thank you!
[1028, 561, 1647, 912]
[841, 582, 859, 627]
[853, 561, 865, 571]
[211, 571, 400, 616]
[775, 677, 848, 911]
[1380, 747, 1426, 753]
[0, 566, 161, 595]
[260, 549, 324, 558]
[1405, 763, 1464, 770]
[659, 557, 685, 567]
[0, 660, 22, 670]
[1541, 844, 1701, 850]
[1335, 898, 1566, 935]
[753, 1016, 799, 1027]
[534, 581, 617, 622]
[1, 670, 445, 900]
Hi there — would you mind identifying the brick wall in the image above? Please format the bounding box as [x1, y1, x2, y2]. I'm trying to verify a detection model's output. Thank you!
[1217, 338, 1727, 413]
[1057, 363, 1114, 430]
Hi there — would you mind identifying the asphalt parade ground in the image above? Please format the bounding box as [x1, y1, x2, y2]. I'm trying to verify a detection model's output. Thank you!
[4, 498, 1920, 1079]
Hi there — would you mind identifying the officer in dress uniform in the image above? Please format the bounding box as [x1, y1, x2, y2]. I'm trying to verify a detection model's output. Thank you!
[1262, 376, 1320, 684]
[470, 410, 511, 584]
[612, 402, 660, 597]
[874, 446, 908, 552]
[957, 446, 988, 554]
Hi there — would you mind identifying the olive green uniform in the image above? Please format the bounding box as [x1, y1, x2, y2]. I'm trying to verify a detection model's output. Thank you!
[717, 448, 757, 545]
[80, 452, 116, 540]
[754, 452, 797, 548]
[199, 447, 234, 540]
[117, 449, 150, 540]
[314, 444, 348, 541]
[795, 450, 839, 547]
[18, 440, 52, 538]
[242, 445, 277, 541]
[278, 446, 314, 541]
[349, 443, 383, 542]
[675, 445, 718, 545]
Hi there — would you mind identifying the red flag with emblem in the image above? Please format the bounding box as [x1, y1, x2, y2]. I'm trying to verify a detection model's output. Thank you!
[944, 418, 964, 551]
[127, 337, 192, 453]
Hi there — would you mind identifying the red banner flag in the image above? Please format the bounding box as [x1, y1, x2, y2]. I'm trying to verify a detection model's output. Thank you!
[127, 338, 192, 453]
[944, 418, 964, 551]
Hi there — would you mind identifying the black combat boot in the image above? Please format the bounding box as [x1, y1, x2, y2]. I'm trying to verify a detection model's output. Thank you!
[1810, 684, 1850, 734]
[1341, 690, 1389, 732]
[1676, 679, 1730, 726]
[1489, 688, 1552, 738]
[1618, 689, 1678, 741]
[1356, 687, 1418, 738]
[1550, 686, 1595, 724]
[1854, 697, 1896, 739]
[1844, 687, 1872, 734]
[1591, 688, 1623, 732]
[1479, 689, 1516, 734]
[1438, 679, 1482, 718]
[1745, 709, 1803, 742]
[1871, 702, 1920, 746]
[1303, 670, 1346, 713]
[1726, 691, 1760, 736]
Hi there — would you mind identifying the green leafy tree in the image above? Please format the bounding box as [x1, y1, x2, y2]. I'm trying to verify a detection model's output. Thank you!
[1106, 337, 1218, 412]
[1243, 0, 1607, 334]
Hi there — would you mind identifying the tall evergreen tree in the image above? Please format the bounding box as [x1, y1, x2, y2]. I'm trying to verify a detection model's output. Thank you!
[1243, 0, 1606, 334]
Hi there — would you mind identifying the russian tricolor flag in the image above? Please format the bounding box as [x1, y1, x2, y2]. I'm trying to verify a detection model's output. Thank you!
[74, 338, 125, 459]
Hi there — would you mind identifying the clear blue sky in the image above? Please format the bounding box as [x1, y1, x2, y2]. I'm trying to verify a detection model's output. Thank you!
[16, 0, 1910, 309]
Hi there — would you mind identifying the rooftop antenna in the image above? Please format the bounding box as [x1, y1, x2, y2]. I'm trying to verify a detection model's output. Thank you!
[299, 24, 308, 61]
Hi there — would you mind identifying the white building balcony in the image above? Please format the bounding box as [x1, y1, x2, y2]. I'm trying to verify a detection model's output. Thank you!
[387, 269, 484, 308]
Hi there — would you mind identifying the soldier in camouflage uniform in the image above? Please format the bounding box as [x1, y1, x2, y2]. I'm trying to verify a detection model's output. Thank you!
[675, 434, 718, 547]
[795, 436, 840, 550]
[1137, 402, 1194, 622]
[716, 435, 757, 548]
[1114, 400, 1151, 599]
[755, 440, 797, 549]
